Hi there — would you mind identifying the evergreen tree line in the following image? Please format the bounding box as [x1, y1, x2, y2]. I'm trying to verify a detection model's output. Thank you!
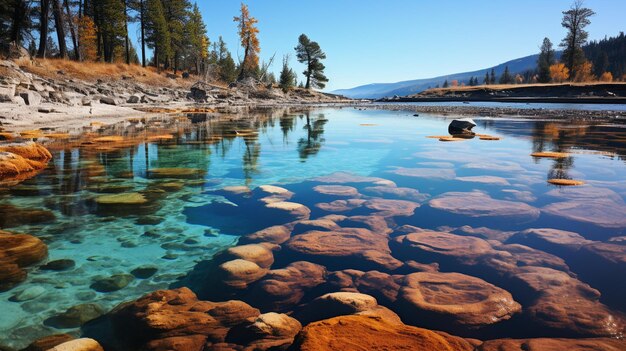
[0, 1, 329, 89]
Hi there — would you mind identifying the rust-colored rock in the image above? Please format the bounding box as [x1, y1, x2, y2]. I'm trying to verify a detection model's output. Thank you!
[23, 334, 74, 351]
[0, 142, 52, 185]
[239, 225, 292, 245]
[292, 314, 475, 351]
[109, 287, 261, 350]
[477, 337, 626, 351]
[0, 230, 48, 291]
[247, 261, 327, 311]
[510, 266, 624, 337]
[363, 198, 420, 217]
[397, 272, 521, 329]
[285, 228, 402, 271]
[429, 191, 540, 222]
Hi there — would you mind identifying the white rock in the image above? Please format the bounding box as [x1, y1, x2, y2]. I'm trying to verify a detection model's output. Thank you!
[12, 285, 45, 301]
[19, 90, 42, 106]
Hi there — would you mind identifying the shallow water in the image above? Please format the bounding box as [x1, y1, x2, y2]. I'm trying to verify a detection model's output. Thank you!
[1, 107, 626, 348]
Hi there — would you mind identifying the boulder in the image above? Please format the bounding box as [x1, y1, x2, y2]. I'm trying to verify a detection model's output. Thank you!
[108, 287, 261, 350]
[312, 185, 359, 197]
[477, 337, 626, 351]
[90, 274, 134, 292]
[45, 303, 105, 328]
[19, 90, 42, 106]
[99, 96, 121, 105]
[0, 84, 16, 102]
[225, 312, 301, 350]
[449, 118, 477, 134]
[48, 338, 104, 351]
[509, 266, 623, 337]
[239, 225, 292, 245]
[22, 334, 74, 351]
[284, 228, 403, 271]
[397, 272, 521, 329]
[291, 314, 475, 351]
[217, 259, 268, 290]
[429, 190, 540, 223]
[247, 261, 326, 311]
[126, 94, 142, 103]
[293, 292, 379, 324]
[0, 230, 48, 291]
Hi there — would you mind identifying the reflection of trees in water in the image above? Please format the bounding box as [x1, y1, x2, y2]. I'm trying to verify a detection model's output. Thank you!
[531, 122, 578, 180]
[297, 112, 328, 161]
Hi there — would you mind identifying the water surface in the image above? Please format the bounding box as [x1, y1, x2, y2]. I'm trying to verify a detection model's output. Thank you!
[1, 107, 626, 348]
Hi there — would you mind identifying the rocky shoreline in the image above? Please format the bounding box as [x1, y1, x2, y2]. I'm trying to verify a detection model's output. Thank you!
[3, 59, 626, 132]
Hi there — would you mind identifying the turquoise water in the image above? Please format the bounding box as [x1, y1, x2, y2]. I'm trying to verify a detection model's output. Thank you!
[1, 107, 626, 348]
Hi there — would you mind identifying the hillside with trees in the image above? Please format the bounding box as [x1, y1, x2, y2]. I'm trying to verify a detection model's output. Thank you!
[0, 1, 329, 91]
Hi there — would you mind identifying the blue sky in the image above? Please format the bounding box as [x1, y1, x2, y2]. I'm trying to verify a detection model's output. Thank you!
[130, 0, 626, 91]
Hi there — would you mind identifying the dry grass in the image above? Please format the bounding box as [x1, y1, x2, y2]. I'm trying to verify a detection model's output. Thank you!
[421, 82, 626, 95]
[15, 58, 193, 88]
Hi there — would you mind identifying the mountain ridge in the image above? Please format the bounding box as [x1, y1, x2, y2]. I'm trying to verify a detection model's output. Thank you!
[332, 53, 549, 99]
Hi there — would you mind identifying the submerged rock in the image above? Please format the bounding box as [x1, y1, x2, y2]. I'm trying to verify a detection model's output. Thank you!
[312, 185, 359, 197]
[247, 261, 327, 311]
[397, 272, 521, 329]
[90, 274, 134, 292]
[40, 259, 76, 271]
[284, 228, 402, 271]
[429, 190, 540, 222]
[0, 230, 48, 291]
[106, 287, 267, 351]
[46, 303, 105, 329]
[477, 338, 626, 351]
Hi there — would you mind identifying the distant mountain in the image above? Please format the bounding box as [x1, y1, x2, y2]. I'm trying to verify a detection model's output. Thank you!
[333, 53, 550, 99]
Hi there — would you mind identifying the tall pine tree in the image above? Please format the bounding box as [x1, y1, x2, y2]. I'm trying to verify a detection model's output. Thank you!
[560, 0, 595, 79]
[295, 34, 328, 89]
[537, 37, 556, 83]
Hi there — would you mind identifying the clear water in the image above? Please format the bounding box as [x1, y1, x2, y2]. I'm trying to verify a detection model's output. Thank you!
[1, 107, 626, 348]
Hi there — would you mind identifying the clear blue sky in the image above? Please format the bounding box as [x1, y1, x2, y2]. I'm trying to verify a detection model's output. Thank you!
[131, 0, 626, 91]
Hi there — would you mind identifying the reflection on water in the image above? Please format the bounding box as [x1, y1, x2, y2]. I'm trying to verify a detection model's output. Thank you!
[1, 107, 626, 348]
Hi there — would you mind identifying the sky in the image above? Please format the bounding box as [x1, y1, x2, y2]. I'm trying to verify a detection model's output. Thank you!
[129, 0, 626, 91]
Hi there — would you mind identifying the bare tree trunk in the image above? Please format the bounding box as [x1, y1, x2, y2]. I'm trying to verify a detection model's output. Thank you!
[37, 0, 51, 58]
[64, 0, 80, 60]
[52, 0, 68, 58]
[123, 0, 130, 64]
[140, 0, 146, 67]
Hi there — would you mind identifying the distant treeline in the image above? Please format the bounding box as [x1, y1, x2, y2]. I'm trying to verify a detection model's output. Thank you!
[440, 1, 625, 88]
[584, 32, 626, 80]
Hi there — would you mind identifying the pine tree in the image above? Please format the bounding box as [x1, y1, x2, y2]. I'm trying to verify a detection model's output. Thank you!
[499, 66, 512, 84]
[443, 79, 449, 88]
[145, 0, 171, 70]
[0, 0, 33, 47]
[560, 0, 595, 79]
[162, 0, 191, 72]
[233, 3, 260, 80]
[484, 72, 490, 85]
[185, 3, 208, 74]
[279, 54, 296, 92]
[537, 37, 556, 83]
[490, 68, 496, 84]
[295, 34, 328, 89]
